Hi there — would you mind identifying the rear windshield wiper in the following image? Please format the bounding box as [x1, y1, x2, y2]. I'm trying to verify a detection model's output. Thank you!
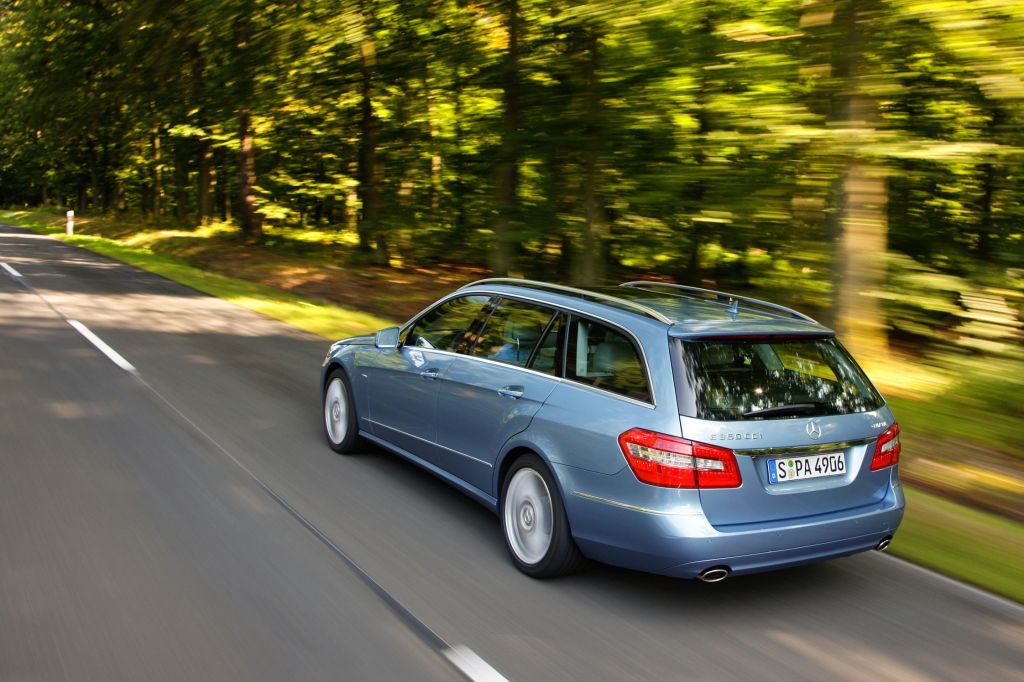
[742, 403, 823, 418]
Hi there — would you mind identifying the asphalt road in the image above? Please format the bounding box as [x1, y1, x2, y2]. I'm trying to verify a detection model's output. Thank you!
[1, 223, 1021, 682]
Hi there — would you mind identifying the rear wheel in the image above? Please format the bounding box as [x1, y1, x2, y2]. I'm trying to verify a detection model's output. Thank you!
[323, 369, 360, 454]
[501, 454, 585, 578]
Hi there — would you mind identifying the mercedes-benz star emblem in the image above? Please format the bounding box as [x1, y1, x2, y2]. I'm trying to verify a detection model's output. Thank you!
[806, 420, 822, 439]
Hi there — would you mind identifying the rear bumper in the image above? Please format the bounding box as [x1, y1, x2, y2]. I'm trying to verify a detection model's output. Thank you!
[560, 465, 905, 579]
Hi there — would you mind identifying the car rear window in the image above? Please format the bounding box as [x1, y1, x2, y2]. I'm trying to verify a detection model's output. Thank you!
[674, 337, 884, 421]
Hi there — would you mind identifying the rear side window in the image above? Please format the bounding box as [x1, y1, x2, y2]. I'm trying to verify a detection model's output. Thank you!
[406, 295, 493, 353]
[675, 338, 884, 420]
[566, 317, 651, 403]
[470, 298, 556, 367]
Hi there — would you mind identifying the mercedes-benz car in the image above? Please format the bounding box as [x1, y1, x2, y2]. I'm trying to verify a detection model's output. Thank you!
[320, 279, 904, 581]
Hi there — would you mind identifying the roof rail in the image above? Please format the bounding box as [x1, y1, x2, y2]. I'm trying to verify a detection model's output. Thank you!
[461, 278, 673, 324]
[620, 281, 817, 324]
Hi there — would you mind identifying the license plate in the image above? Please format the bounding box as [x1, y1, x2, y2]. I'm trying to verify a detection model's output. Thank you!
[767, 452, 845, 484]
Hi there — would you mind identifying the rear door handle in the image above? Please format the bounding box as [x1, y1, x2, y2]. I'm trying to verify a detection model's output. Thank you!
[498, 385, 524, 399]
[420, 368, 440, 380]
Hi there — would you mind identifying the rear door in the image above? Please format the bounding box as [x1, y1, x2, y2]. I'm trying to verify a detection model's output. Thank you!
[673, 337, 896, 527]
[433, 300, 562, 493]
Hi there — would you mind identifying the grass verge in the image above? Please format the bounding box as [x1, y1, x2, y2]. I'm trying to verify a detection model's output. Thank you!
[890, 486, 1024, 603]
[1, 210, 396, 339]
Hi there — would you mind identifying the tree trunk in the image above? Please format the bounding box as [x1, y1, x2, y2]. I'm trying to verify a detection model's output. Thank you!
[152, 130, 162, 216]
[198, 139, 212, 224]
[493, 0, 521, 276]
[356, 12, 386, 263]
[214, 146, 228, 221]
[837, 162, 889, 363]
[101, 144, 113, 211]
[832, 0, 889, 364]
[191, 40, 212, 225]
[237, 108, 261, 239]
[174, 140, 189, 222]
[577, 28, 607, 286]
[89, 143, 101, 211]
[451, 65, 467, 244]
[977, 161, 995, 259]
[678, 11, 716, 285]
[423, 67, 442, 215]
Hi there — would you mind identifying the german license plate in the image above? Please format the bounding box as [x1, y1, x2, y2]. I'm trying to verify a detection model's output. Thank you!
[767, 452, 845, 484]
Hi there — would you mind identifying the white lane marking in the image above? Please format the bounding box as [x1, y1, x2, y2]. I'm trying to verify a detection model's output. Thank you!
[442, 644, 510, 682]
[876, 552, 1024, 616]
[1, 262, 22, 277]
[67, 320, 137, 373]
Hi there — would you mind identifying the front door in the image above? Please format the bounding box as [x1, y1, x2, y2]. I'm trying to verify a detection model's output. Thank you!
[366, 294, 494, 465]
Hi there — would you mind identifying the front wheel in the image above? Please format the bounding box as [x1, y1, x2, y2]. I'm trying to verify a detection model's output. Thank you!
[323, 369, 360, 454]
[501, 454, 585, 578]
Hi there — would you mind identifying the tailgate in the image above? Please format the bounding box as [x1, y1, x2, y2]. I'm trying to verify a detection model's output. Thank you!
[682, 408, 895, 527]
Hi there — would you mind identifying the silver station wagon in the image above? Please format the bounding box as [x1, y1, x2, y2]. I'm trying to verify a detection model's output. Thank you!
[321, 279, 905, 581]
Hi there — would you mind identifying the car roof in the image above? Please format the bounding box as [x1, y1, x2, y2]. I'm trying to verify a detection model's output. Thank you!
[459, 278, 834, 339]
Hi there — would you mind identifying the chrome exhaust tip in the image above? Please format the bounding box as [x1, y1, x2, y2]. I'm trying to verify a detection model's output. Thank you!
[876, 536, 892, 552]
[697, 567, 731, 583]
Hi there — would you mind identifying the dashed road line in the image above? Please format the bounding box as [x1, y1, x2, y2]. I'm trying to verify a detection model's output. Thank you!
[444, 644, 509, 682]
[1, 261, 23, 277]
[66, 320, 138, 373]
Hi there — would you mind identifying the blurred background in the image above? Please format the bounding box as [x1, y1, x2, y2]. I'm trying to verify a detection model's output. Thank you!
[0, 0, 1021, 599]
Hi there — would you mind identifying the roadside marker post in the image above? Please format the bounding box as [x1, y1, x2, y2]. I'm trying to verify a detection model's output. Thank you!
[66, 210, 74, 236]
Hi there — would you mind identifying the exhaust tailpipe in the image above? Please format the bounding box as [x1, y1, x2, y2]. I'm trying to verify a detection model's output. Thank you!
[697, 566, 731, 583]
[876, 536, 892, 551]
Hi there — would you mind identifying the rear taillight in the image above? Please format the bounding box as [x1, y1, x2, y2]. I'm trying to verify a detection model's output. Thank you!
[617, 428, 742, 489]
[870, 422, 901, 471]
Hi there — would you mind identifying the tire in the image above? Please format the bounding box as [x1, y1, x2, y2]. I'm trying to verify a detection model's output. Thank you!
[323, 369, 360, 454]
[501, 453, 585, 578]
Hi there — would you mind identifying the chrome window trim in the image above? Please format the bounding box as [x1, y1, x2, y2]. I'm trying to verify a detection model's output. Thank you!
[734, 437, 876, 458]
[399, 288, 658, 409]
[367, 418, 494, 468]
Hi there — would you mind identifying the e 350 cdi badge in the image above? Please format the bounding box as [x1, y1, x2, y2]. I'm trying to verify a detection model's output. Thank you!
[320, 279, 904, 581]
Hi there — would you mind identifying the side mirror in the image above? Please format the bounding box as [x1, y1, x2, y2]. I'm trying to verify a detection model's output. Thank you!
[375, 326, 401, 349]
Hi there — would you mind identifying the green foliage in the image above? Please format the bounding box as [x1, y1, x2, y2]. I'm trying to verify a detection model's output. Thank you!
[0, 0, 1021, 347]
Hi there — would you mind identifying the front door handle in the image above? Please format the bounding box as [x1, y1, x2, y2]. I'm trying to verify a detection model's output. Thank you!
[498, 385, 524, 399]
[420, 368, 440, 380]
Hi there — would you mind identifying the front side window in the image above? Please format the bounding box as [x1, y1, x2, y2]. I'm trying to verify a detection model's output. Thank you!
[405, 295, 493, 353]
[470, 298, 556, 368]
[676, 337, 884, 420]
[566, 317, 651, 402]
